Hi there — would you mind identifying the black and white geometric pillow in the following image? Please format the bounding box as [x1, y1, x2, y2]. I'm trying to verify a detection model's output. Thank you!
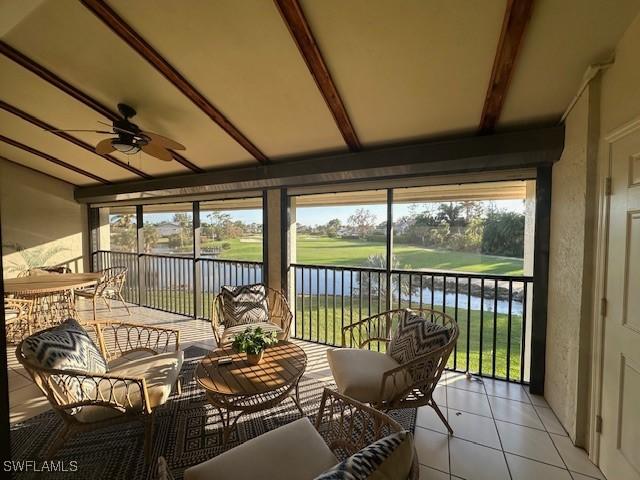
[22, 318, 108, 373]
[21, 318, 108, 409]
[387, 312, 451, 365]
[314, 431, 409, 480]
[220, 283, 269, 327]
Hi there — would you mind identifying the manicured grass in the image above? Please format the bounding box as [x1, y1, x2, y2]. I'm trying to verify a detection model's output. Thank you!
[294, 295, 524, 381]
[202, 238, 263, 262]
[205, 235, 523, 275]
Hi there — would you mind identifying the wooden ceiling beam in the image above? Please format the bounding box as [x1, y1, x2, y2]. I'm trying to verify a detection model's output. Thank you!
[479, 0, 534, 133]
[0, 100, 152, 179]
[81, 0, 268, 165]
[274, 0, 360, 151]
[0, 40, 204, 173]
[0, 134, 110, 184]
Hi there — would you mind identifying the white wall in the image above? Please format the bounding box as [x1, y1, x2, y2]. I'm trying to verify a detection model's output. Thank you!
[0, 159, 88, 278]
[545, 11, 640, 449]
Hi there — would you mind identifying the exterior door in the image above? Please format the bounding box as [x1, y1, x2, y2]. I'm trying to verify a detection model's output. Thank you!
[600, 126, 640, 480]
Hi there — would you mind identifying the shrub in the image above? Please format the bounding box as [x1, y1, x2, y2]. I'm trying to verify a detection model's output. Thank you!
[221, 242, 232, 250]
[481, 212, 524, 257]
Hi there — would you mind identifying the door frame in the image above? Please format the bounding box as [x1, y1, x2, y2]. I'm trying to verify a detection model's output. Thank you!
[589, 115, 640, 462]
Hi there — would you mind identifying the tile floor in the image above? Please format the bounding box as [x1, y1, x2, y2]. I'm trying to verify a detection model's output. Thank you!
[7, 302, 606, 480]
[416, 371, 605, 480]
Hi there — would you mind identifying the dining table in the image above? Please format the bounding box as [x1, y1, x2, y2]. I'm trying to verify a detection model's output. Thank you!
[4, 272, 103, 331]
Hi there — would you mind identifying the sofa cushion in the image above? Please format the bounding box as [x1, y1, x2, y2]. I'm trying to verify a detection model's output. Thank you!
[314, 430, 414, 480]
[387, 312, 450, 365]
[220, 284, 269, 327]
[184, 417, 338, 480]
[75, 350, 183, 423]
[326, 349, 411, 404]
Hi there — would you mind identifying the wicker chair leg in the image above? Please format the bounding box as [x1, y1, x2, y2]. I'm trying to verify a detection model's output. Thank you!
[144, 414, 156, 464]
[175, 377, 182, 396]
[119, 293, 131, 316]
[430, 398, 453, 435]
[102, 297, 112, 312]
[47, 424, 71, 458]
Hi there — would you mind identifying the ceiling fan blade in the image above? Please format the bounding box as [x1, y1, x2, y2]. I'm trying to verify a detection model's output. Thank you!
[95, 138, 116, 154]
[142, 131, 185, 150]
[142, 143, 173, 162]
[98, 120, 138, 136]
[45, 129, 112, 134]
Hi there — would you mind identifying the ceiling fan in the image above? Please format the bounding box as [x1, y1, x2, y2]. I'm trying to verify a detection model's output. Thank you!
[48, 103, 185, 162]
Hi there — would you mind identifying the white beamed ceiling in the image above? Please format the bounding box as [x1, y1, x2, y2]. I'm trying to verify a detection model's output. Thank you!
[0, 0, 638, 187]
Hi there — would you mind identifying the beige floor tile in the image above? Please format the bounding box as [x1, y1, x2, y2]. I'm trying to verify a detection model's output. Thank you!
[449, 437, 510, 480]
[483, 379, 530, 403]
[442, 372, 485, 394]
[414, 427, 450, 473]
[550, 434, 604, 479]
[506, 453, 573, 480]
[495, 420, 564, 467]
[416, 406, 449, 434]
[9, 383, 50, 423]
[446, 387, 492, 417]
[569, 472, 603, 480]
[433, 385, 447, 406]
[489, 395, 545, 429]
[535, 406, 567, 436]
[8, 367, 32, 391]
[447, 408, 501, 449]
[419, 465, 450, 480]
[527, 392, 549, 407]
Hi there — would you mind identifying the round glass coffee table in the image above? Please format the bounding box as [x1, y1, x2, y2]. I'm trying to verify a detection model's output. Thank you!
[195, 340, 307, 443]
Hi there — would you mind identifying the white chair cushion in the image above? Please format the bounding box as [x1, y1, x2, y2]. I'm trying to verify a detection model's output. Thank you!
[327, 349, 411, 404]
[184, 418, 338, 480]
[75, 350, 183, 423]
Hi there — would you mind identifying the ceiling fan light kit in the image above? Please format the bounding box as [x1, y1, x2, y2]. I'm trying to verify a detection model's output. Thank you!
[46, 102, 185, 162]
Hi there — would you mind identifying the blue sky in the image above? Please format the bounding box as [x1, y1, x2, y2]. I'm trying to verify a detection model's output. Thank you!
[141, 199, 524, 226]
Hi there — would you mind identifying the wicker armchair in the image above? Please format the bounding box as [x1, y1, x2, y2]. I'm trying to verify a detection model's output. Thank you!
[329, 308, 458, 434]
[4, 298, 34, 343]
[75, 267, 131, 320]
[209, 285, 293, 345]
[16, 321, 181, 462]
[158, 388, 418, 480]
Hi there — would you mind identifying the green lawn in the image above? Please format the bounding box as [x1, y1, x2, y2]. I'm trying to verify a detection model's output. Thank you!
[205, 235, 523, 275]
[294, 295, 524, 381]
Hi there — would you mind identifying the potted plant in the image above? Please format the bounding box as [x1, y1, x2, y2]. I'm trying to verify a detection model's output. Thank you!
[231, 326, 278, 365]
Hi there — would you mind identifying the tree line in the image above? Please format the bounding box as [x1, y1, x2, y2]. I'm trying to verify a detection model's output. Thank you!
[301, 201, 525, 258]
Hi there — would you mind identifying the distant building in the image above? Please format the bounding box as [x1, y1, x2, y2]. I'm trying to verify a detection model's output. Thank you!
[154, 222, 182, 236]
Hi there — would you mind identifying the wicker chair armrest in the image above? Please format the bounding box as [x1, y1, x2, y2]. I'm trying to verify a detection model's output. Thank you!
[32, 368, 152, 415]
[378, 342, 452, 405]
[4, 298, 33, 316]
[341, 309, 407, 348]
[90, 321, 180, 361]
[315, 388, 418, 479]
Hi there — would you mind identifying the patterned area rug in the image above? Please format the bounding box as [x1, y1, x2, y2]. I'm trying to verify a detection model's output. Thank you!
[11, 346, 417, 480]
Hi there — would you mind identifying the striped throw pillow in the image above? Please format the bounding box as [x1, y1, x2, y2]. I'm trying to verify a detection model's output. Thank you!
[220, 284, 269, 327]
